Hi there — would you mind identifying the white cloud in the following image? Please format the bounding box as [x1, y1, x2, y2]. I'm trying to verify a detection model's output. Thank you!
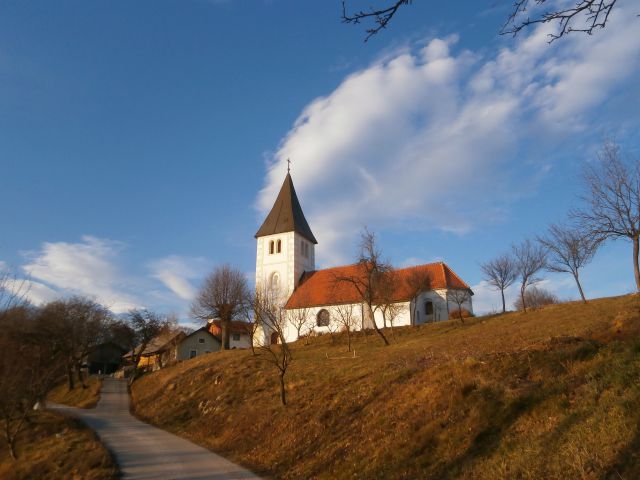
[257, 5, 640, 267]
[21, 235, 140, 313]
[149, 255, 206, 301]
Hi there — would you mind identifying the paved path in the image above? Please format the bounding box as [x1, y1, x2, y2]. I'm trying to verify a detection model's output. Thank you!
[49, 377, 260, 480]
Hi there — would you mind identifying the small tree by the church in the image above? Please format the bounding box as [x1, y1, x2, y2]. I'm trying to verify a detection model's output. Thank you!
[375, 270, 406, 336]
[287, 296, 312, 342]
[191, 264, 250, 350]
[448, 289, 472, 323]
[253, 287, 292, 406]
[334, 303, 358, 351]
[335, 228, 392, 346]
[404, 268, 432, 325]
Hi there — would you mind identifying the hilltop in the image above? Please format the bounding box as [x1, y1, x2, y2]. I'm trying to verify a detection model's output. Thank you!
[131, 295, 640, 479]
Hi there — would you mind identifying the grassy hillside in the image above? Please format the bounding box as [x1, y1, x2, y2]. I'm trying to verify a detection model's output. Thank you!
[0, 412, 117, 480]
[47, 376, 102, 408]
[132, 295, 640, 479]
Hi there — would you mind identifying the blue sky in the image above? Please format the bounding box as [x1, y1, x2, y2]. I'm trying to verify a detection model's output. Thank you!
[1, 0, 639, 317]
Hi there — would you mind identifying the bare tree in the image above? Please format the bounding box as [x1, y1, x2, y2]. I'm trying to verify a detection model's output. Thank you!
[538, 223, 599, 303]
[514, 286, 559, 310]
[480, 254, 518, 313]
[342, 0, 625, 42]
[253, 286, 292, 406]
[191, 264, 250, 350]
[447, 289, 472, 323]
[374, 271, 406, 336]
[377, 301, 406, 336]
[502, 0, 619, 41]
[512, 239, 548, 313]
[287, 296, 312, 342]
[38, 297, 110, 390]
[0, 267, 29, 321]
[126, 309, 169, 381]
[573, 142, 640, 292]
[404, 267, 432, 325]
[0, 308, 64, 459]
[334, 303, 358, 351]
[335, 227, 391, 346]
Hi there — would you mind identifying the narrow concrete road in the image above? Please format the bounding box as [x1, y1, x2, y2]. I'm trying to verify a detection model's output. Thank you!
[49, 377, 260, 480]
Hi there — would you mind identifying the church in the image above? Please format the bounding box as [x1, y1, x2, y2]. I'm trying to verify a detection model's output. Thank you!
[254, 172, 474, 345]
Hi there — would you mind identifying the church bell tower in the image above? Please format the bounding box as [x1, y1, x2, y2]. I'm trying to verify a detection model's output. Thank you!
[255, 172, 317, 300]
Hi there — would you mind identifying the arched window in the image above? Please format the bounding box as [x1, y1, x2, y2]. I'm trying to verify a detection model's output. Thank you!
[270, 272, 280, 292]
[276, 239, 282, 253]
[316, 309, 330, 327]
[269, 240, 275, 255]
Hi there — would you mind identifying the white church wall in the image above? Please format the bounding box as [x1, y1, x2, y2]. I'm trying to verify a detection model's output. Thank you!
[371, 302, 411, 329]
[284, 303, 365, 343]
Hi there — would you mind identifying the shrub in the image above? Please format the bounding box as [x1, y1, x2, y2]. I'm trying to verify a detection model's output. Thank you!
[514, 287, 559, 311]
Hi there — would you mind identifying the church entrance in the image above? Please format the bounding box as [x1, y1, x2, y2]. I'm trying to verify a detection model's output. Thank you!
[270, 332, 279, 345]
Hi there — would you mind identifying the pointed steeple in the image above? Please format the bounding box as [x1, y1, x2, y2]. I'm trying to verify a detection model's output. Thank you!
[255, 173, 317, 244]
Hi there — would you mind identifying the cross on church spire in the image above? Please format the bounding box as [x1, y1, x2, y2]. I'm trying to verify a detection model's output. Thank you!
[287, 158, 291, 174]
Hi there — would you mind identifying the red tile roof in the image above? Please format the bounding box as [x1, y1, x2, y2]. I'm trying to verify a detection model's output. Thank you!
[285, 262, 471, 310]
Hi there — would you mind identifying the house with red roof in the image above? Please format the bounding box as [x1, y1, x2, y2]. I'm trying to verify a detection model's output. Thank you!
[254, 172, 473, 345]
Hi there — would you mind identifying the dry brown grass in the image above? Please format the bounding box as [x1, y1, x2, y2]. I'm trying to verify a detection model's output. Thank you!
[132, 294, 640, 479]
[0, 412, 118, 479]
[47, 376, 102, 408]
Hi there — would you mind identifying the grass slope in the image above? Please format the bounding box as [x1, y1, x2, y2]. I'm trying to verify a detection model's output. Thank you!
[47, 376, 102, 408]
[132, 295, 640, 479]
[0, 412, 118, 480]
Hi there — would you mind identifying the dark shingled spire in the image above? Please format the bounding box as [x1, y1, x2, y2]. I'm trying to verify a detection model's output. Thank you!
[255, 173, 317, 244]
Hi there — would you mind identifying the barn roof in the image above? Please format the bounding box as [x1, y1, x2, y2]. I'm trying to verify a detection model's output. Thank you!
[285, 262, 471, 310]
[255, 173, 317, 244]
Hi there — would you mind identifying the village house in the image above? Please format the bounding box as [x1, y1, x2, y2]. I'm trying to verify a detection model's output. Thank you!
[206, 319, 253, 349]
[254, 172, 474, 345]
[176, 327, 220, 360]
[124, 330, 186, 371]
[85, 341, 128, 375]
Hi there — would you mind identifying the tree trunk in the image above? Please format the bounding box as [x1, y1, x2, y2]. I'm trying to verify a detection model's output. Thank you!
[4, 421, 17, 460]
[520, 285, 527, 313]
[346, 328, 351, 352]
[8, 437, 17, 461]
[221, 319, 230, 350]
[500, 289, 506, 313]
[574, 272, 587, 303]
[279, 371, 286, 406]
[76, 364, 86, 389]
[368, 304, 389, 346]
[634, 235, 640, 292]
[67, 365, 75, 391]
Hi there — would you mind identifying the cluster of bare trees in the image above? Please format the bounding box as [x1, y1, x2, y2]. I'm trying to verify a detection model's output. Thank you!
[482, 141, 639, 312]
[0, 268, 183, 458]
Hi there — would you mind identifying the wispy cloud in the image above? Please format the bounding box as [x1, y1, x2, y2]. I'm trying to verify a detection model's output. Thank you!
[15, 236, 211, 316]
[149, 255, 207, 302]
[21, 236, 140, 313]
[257, 5, 640, 267]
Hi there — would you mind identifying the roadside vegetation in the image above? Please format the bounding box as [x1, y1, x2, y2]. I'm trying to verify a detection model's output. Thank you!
[132, 294, 640, 479]
[0, 411, 117, 480]
[47, 376, 102, 409]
